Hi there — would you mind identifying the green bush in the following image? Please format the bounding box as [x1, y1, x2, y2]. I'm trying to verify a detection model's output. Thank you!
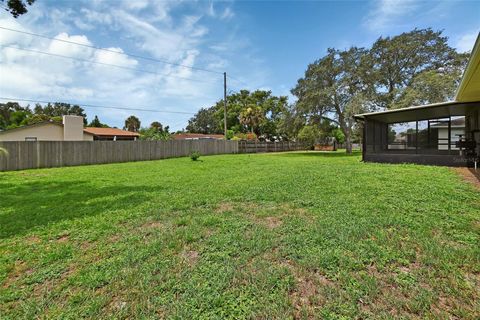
[190, 150, 201, 161]
[226, 129, 235, 140]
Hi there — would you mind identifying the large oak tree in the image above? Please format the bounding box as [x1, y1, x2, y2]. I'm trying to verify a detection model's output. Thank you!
[292, 47, 372, 153]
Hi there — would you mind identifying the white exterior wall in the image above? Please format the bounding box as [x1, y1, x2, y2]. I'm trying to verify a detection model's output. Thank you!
[0, 123, 64, 141]
[63, 116, 84, 141]
[0, 122, 94, 141]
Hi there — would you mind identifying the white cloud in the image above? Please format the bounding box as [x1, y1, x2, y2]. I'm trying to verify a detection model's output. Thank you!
[93, 47, 138, 68]
[0, 0, 257, 130]
[48, 33, 93, 58]
[220, 7, 234, 20]
[455, 31, 479, 53]
[363, 0, 419, 31]
[0, 18, 31, 46]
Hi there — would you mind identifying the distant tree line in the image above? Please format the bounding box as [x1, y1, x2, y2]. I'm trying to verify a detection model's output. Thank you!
[0, 102, 89, 130]
[0, 101, 172, 140]
[186, 28, 469, 153]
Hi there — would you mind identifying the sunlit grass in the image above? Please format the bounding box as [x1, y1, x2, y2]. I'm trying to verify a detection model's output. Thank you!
[0, 151, 478, 319]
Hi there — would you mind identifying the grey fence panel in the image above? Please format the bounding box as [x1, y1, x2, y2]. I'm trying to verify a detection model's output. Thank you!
[0, 140, 293, 171]
[0, 140, 239, 171]
[238, 141, 304, 154]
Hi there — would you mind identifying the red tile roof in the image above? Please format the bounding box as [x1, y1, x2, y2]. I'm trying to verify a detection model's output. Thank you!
[173, 133, 224, 140]
[84, 127, 140, 136]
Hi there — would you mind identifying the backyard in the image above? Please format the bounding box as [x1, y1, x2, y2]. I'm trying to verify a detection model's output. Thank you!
[0, 151, 479, 319]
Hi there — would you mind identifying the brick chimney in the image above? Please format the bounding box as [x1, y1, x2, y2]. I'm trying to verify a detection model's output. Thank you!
[62, 115, 84, 141]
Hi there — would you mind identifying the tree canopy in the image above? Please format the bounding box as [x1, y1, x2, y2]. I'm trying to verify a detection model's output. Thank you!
[139, 121, 171, 141]
[123, 115, 141, 132]
[0, 101, 88, 130]
[186, 90, 290, 141]
[1, 0, 35, 18]
[292, 28, 469, 153]
[292, 47, 371, 153]
[369, 28, 468, 109]
[88, 115, 109, 128]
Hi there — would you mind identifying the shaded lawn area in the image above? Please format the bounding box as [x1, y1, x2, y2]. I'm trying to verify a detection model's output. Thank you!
[0, 151, 479, 319]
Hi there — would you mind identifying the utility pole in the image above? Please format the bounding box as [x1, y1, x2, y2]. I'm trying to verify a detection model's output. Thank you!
[223, 72, 227, 139]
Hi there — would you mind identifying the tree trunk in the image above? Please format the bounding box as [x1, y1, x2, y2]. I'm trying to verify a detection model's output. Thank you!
[345, 133, 352, 154]
[337, 114, 352, 154]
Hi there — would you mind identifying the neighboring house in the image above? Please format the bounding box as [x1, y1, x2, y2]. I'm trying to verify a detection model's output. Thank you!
[83, 127, 139, 141]
[173, 133, 224, 140]
[0, 115, 139, 141]
[355, 33, 480, 167]
[431, 117, 465, 151]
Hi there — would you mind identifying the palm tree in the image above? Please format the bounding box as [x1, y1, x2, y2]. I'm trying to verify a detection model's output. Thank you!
[239, 105, 264, 135]
[150, 121, 163, 132]
[124, 115, 141, 132]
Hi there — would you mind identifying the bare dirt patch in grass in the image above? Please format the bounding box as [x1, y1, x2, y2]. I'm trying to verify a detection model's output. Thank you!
[28, 264, 80, 302]
[359, 262, 479, 319]
[107, 295, 128, 312]
[109, 234, 121, 243]
[453, 167, 480, 190]
[215, 202, 235, 213]
[264, 216, 283, 229]
[56, 234, 70, 243]
[360, 264, 411, 317]
[26, 235, 41, 244]
[264, 254, 335, 318]
[141, 221, 163, 229]
[288, 264, 335, 318]
[237, 202, 313, 230]
[181, 250, 199, 266]
[2, 260, 28, 288]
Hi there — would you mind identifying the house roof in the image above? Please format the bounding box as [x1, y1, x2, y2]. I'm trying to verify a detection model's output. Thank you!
[355, 33, 480, 122]
[455, 32, 480, 102]
[83, 127, 140, 137]
[354, 101, 478, 123]
[172, 133, 224, 140]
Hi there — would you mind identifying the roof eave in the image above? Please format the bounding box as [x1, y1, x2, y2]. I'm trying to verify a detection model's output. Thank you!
[455, 32, 480, 102]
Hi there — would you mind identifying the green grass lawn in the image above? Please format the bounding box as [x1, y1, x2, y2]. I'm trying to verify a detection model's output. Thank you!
[0, 151, 479, 319]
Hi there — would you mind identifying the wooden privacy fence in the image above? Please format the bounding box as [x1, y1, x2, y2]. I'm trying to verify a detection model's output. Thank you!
[238, 141, 304, 153]
[0, 140, 238, 171]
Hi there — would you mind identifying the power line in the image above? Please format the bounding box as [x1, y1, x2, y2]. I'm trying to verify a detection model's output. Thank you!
[0, 97, 196, 115]
[1, 45, 219, 84]
[227, 75, 250, 87]
[0, 26, 224, 75]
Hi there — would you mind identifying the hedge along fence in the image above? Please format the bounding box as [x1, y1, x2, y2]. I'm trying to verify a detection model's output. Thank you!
[238, 141, 304, 153]
[0, 140, 239, 171]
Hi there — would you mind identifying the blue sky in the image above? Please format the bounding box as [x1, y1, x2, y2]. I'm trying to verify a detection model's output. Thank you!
[0, 0, 479, 130]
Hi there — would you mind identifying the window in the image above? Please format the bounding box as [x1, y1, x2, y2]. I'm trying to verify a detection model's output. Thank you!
[387, 122, 416, 150]
[387, 117, 465, 153]
[25, 137, 37, 142]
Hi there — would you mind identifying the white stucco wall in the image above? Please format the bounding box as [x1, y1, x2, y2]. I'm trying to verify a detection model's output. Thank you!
[0, 123, 94, 141]
[0, 123, 64, 141]
[63, 116, 84, 141]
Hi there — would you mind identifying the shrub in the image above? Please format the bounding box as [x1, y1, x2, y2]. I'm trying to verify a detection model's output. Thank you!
[190, 150, 201, 161]
[246, 132, 257, 140]
[226, 130, 235, 140]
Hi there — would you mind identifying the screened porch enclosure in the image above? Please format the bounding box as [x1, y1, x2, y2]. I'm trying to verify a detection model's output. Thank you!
[360, 102, 480, 167]
[385, 117, 465, 153]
